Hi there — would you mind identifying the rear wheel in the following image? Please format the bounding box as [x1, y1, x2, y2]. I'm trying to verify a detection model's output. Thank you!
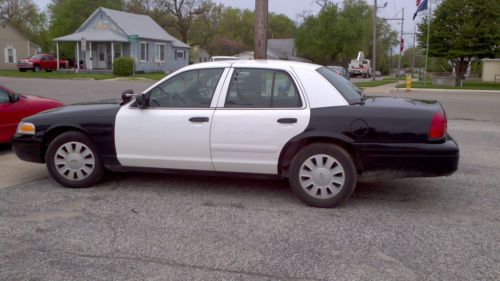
[19, 69, 27, 72]
[289, 143, 357, 208]
[46, 131, 104, 188]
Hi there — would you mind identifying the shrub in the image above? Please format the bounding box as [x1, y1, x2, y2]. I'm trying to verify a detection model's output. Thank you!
[113, 57, 134, 76]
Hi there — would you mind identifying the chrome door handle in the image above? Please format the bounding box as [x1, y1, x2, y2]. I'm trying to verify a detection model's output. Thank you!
[277, 118, 297, 124]
[189, 117, 209, 123]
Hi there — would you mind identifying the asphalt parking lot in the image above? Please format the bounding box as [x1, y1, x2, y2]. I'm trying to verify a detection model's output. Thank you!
[0, 77, 499, 280]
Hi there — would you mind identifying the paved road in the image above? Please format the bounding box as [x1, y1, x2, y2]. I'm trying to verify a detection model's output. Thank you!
[0, 76, 153, 104]
[0, 78, 499, 280]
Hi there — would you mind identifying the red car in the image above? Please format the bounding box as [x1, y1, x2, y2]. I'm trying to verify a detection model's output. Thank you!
[0, 85, 63, 143]
[17, 54, 69, 72]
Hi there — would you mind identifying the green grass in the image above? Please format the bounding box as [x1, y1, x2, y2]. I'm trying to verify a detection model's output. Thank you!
[396, 80, 500, 90]
[0, 70, 166, 81]
[354, 77, 397, 88]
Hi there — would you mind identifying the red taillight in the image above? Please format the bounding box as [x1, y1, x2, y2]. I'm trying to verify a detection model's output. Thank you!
[429, 111, 447, 140]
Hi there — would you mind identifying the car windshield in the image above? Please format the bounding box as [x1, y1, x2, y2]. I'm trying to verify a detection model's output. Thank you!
[317, 67, 364, 104]
[30, 54, 43, 59]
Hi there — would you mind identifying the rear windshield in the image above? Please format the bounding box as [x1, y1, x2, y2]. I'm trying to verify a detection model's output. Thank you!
[317, 67, 363, 104]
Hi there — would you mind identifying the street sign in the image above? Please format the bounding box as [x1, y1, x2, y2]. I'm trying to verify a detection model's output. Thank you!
[128, 35, 139, 42]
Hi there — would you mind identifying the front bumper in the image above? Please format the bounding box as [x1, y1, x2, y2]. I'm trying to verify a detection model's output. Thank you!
[17, 64, 33, 69]
[11, 134, 44, 163]
[357, 135, 459, 177]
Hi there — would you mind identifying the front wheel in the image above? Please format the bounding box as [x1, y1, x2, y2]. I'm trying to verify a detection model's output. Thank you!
[46, 131, 105, 188]
[289, 143, 357, 208]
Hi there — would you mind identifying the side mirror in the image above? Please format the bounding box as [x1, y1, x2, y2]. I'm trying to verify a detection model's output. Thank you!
[9, 94, 20, 103]
[135, 93, 148, 108]
[121, 89, 135, 104]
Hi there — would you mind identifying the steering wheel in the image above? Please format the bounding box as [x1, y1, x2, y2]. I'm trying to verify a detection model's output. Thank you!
[170, 92, 187, 106]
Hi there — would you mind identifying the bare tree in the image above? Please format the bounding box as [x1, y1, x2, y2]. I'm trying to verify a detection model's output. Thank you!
[155, 0, 207, 43]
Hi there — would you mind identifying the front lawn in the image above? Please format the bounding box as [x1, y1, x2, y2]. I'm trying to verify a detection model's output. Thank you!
[396, 80, 500, 90]
[354, 77, 397, 88]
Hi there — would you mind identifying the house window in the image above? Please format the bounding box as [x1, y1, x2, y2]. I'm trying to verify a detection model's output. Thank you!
[4, 47, 16, 64]
[114, 43, 122, 59]
[176, 50, 184, 60]
[140, 42, 148, 62]
[155, 43, 165, 63]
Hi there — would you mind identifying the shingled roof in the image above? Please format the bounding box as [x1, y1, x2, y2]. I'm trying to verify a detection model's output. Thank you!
[55, 7, 189, 48]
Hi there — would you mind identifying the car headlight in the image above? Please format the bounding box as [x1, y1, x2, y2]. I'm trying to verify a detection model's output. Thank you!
[17, 122, 36, 135]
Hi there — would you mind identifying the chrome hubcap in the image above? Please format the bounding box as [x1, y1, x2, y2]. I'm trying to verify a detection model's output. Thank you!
[54, 142, 95, 181]
[299, 154, 345, 199]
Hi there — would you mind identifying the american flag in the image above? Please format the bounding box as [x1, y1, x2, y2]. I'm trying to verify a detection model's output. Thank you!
[413, 0, 428, 20]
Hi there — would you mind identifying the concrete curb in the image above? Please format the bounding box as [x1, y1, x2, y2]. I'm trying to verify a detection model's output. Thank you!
[392, 87, 500, 94]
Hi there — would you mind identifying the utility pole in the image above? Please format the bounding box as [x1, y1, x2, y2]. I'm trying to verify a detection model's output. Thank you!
[397, 8, 404, 81]
[372, 0, 377, 81]
[254, 0, 268, 59]
[424, 0, 432, 86]
[385, 8, 404, 82]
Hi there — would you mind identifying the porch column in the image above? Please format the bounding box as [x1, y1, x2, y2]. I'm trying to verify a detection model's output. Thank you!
[111, 41, 114, 71]
[76, 42, 80, 70]
[89, 42, 92, 70]
[56, 42, 59, 70]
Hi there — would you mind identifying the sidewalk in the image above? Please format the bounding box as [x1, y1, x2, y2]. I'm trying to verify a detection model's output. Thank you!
[0, 153, 48, 189]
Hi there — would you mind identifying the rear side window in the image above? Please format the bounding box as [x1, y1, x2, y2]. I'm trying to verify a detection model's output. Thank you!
[317, 67, 363, 104]
[225, 68, 302, 108]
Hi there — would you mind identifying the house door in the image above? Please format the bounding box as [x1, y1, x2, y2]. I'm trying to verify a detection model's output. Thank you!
[97, 44, 107, 69]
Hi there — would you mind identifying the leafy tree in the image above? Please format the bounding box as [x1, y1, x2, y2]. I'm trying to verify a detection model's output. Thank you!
[0, 0, 49, 49]
[48, 0, 124, 57]
[418, 0, 500, 86]
[295, 0, 396, 68]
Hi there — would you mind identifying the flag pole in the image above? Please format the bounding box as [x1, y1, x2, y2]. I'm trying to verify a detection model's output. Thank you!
[423, 0, 431, 86]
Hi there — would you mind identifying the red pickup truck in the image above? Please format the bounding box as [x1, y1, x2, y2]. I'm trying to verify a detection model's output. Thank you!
[17, 54, 69, 72]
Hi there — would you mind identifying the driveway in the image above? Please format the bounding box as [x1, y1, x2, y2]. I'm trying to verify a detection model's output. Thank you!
[0, 78, 499, 280]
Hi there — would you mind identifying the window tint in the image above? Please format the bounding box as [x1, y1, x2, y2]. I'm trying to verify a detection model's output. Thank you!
[0, 89, 10, 104]
[317, 67, 363, 104]
[149, 68, 224, 108]
[225, 68, 302, 108]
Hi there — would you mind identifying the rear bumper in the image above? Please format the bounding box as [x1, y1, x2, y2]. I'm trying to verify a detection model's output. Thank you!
[17, 65, 33, 69]
[357, 135, 459, 177]
[11, 134, 44, 163]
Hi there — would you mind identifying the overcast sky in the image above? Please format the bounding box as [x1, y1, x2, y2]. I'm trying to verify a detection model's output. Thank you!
[33, 0, 433, 48]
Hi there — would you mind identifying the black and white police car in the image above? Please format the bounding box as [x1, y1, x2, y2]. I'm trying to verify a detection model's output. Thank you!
[12, 60, 459, 208]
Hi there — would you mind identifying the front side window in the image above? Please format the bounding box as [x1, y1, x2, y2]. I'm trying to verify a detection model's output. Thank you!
[225, 68, 302, 108]
[140, 42, 148, 61]
[149, 68, 224, 108]
[0, 89, 10, 104]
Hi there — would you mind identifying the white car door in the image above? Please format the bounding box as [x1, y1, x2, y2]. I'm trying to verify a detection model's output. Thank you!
[210, 67, 310, 174]
[115, 68, 228, 171]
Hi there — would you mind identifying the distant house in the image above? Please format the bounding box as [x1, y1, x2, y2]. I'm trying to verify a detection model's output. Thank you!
[54, 7, 190, 73]
[190, 46, 210, 64]
[482, 59, 500, 82]
[235, 39, 310, 62]
[0, 20, 40, 70]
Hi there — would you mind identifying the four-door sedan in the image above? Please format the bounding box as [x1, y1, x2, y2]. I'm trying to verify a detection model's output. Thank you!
[0, 84, 63, 144]
[11, 60, 459, 208]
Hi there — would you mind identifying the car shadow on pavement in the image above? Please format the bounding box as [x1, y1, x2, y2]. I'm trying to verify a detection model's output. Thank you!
[91, 171, 441, 209]
[0, 143, 12, 156]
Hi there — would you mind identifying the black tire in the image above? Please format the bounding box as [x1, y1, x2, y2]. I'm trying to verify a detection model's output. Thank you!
[19, 69, 27, 72]
[288, 143, 357, 208]
[33, 65, 40, 72]
[46, 131, 105, 188]
[46, 69, 52, 72]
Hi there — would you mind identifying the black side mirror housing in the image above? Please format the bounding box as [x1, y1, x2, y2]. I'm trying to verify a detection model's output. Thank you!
[121, 89, 135, 104]
[9, 94, 20, 103]
[135, 93, 148, 108]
